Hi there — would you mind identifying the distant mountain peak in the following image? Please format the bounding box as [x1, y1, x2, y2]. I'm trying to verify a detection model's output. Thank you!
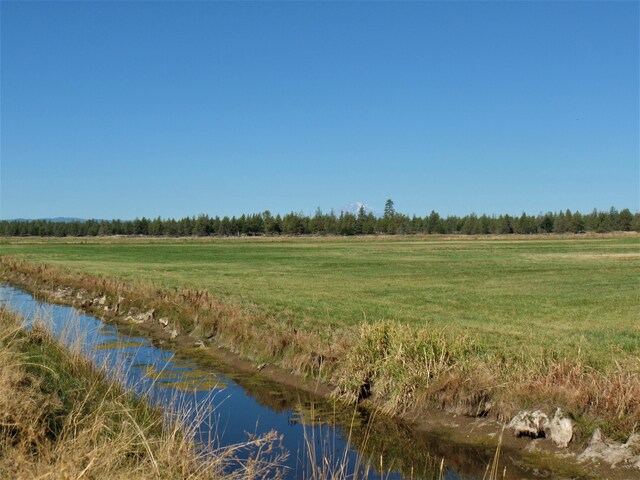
[340, 202, 375, 216]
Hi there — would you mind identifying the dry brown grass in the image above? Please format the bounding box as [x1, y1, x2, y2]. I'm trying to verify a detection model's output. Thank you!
[0, 308, 286, 479]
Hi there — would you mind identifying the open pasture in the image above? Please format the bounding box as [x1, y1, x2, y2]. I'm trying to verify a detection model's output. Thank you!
[1, 234, 638, 368]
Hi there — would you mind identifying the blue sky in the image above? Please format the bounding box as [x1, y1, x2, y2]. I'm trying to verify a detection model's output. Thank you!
[1, 1, 638, 220]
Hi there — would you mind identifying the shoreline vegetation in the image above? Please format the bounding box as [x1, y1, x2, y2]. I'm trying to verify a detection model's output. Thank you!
[1, 204, 639, 237]
[0, 295, 519, 480]
[0, 234, 638, 475]
[0, 308, 286, 480]
[0, 233, 640, 476]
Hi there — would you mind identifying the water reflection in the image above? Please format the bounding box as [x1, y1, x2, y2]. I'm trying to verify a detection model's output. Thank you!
[0, 284, 536, 479]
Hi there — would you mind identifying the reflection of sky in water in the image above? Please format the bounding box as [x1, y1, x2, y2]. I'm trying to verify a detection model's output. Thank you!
[0, 285, 472, 480]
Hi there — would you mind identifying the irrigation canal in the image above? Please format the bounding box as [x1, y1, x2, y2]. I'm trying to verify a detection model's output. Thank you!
[0, 284, 544, 479]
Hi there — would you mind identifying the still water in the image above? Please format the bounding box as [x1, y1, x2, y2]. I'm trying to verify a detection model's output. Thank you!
[0, 284, 537, 479]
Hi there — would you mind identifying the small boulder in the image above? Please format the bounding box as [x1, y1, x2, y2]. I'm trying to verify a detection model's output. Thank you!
[194, 340, 205, 348]
[127, 313, 147, 324]
[547, 408, 573, 448]
[98, 295, 107, 306]
[51, 288, 69, 300]
[508, 410, 549, 439]
[579, 428, 640, 469]
[129, 310, 155, 323]
[169, 329, 178, 339]
[158, 317, 169, 327]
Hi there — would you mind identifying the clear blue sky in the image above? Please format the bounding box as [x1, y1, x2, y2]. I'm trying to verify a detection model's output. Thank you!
[1, 1, 638, 220]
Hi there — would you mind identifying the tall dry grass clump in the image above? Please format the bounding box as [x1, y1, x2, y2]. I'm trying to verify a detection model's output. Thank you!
[0, 307, 286, 479]
[330, 322, 489, 416]
[330, 320, 640, 437]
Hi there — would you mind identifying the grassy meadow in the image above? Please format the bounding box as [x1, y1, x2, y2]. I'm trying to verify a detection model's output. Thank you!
[1, 235, 638, 366]
[1, 234, 639, 435]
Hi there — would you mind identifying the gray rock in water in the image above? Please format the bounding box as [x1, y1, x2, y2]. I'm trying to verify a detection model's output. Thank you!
[548, 408, 573, 448]
[579, 428, 640, 469]
[508, 410, 549, 438]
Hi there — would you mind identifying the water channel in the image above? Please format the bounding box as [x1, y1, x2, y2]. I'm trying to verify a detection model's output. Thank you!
[0, 284, 543, 479]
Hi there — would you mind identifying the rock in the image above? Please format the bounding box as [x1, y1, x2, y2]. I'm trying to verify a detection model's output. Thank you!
[627, 433, 640, 451]
[169, 329, 178, 339]
[627, 434, 640, 469]
[194, 340, 205, 348]
[97, 295, 107, 306]
[129, 310, 155, 323]
[547, 408, 573, 448]
[508, 410, 549, 439]
[126, 314, 146, 324]
[158, 317, 169, 327]
[578, 428, 640, 469]
[51, 288, 71, 300]
[81, 299, 93, 308]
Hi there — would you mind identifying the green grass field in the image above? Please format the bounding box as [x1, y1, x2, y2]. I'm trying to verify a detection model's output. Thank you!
[1, 235, 638, 368]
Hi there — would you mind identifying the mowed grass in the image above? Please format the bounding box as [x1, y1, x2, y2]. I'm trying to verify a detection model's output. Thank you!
[0, 235, 638, 368]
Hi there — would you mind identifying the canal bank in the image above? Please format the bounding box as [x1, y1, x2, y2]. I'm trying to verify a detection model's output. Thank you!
[0, 269, 633, 478]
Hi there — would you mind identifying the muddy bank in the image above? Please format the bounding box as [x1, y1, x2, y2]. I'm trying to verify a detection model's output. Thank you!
[1, 258, 638, 478]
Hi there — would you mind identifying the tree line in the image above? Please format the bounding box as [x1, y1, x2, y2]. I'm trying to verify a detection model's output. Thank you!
[1, 201, 638, 237]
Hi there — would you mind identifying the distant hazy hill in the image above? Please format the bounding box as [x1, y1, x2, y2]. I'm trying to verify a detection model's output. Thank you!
[8, 217, 93, 223]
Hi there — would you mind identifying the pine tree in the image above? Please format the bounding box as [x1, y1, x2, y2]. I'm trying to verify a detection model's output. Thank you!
[383, 199, 396, 234]
[618, 208, 633, 231]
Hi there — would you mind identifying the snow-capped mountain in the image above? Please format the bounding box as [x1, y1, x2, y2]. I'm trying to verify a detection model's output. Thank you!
[340, 202, 376, 216]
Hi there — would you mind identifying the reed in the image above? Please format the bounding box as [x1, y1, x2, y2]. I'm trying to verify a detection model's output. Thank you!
[0, 307, 287, 479]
